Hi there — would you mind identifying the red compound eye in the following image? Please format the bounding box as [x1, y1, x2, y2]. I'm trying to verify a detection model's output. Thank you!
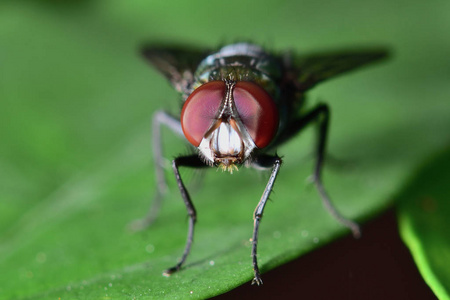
[234, 81, 279, 148]
[181, 81, 226, 147]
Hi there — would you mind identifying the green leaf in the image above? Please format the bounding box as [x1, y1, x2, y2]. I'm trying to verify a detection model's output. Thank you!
[1, 0, 449, 299]
[398, 149, 450, 300]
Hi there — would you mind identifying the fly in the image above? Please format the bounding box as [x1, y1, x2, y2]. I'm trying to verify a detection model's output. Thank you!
[138, 42, 388, 285]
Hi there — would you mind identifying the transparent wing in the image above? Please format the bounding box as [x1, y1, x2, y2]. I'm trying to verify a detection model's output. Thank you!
[141, 45, 210, 94]
[287, 47, 389, 91]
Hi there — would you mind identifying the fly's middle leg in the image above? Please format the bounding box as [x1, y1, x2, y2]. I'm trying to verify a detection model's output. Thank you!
[129, 110, 184, 231]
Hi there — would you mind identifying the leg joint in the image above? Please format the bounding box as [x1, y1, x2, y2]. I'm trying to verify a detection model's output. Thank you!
[254, 213, 263, 220]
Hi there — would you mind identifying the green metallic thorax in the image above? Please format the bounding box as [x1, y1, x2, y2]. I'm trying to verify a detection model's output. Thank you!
[190, 44, 282, 103]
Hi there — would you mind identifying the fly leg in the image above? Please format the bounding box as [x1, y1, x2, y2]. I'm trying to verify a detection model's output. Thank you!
[164, 154, 207, 275]
[311, 105, 361, 237]
[287, 104, 361, 237]
[129, 110, 184, 231]
[250, 154, 282, 285]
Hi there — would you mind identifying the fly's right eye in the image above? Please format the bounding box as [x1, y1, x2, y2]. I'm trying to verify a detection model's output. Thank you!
[181, 81, 226, 147]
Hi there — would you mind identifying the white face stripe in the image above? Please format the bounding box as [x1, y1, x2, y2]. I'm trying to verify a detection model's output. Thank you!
[214, 122, 242, 156]
[197, 118, 256, 167]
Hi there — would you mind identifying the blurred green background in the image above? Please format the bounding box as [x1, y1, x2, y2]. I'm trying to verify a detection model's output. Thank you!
[1, 0, 449, 299]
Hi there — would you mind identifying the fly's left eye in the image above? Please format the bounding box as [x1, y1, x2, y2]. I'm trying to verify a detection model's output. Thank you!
[234, 82, 279, 148]
[181, 81, 226, 147]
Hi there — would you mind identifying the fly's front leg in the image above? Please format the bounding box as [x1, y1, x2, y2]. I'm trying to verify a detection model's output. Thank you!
[130, 110, 184, 231]
[290, 104, 361, 237]
[250, 154, 282, 285]
[164, 154, 207, 276]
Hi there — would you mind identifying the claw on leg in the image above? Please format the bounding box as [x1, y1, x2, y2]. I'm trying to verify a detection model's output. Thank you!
[252, 275, 263, 286]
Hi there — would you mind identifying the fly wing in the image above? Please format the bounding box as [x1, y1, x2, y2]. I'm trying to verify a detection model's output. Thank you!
[141, 45, 210, 94]
[288, 48, 389, 91]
